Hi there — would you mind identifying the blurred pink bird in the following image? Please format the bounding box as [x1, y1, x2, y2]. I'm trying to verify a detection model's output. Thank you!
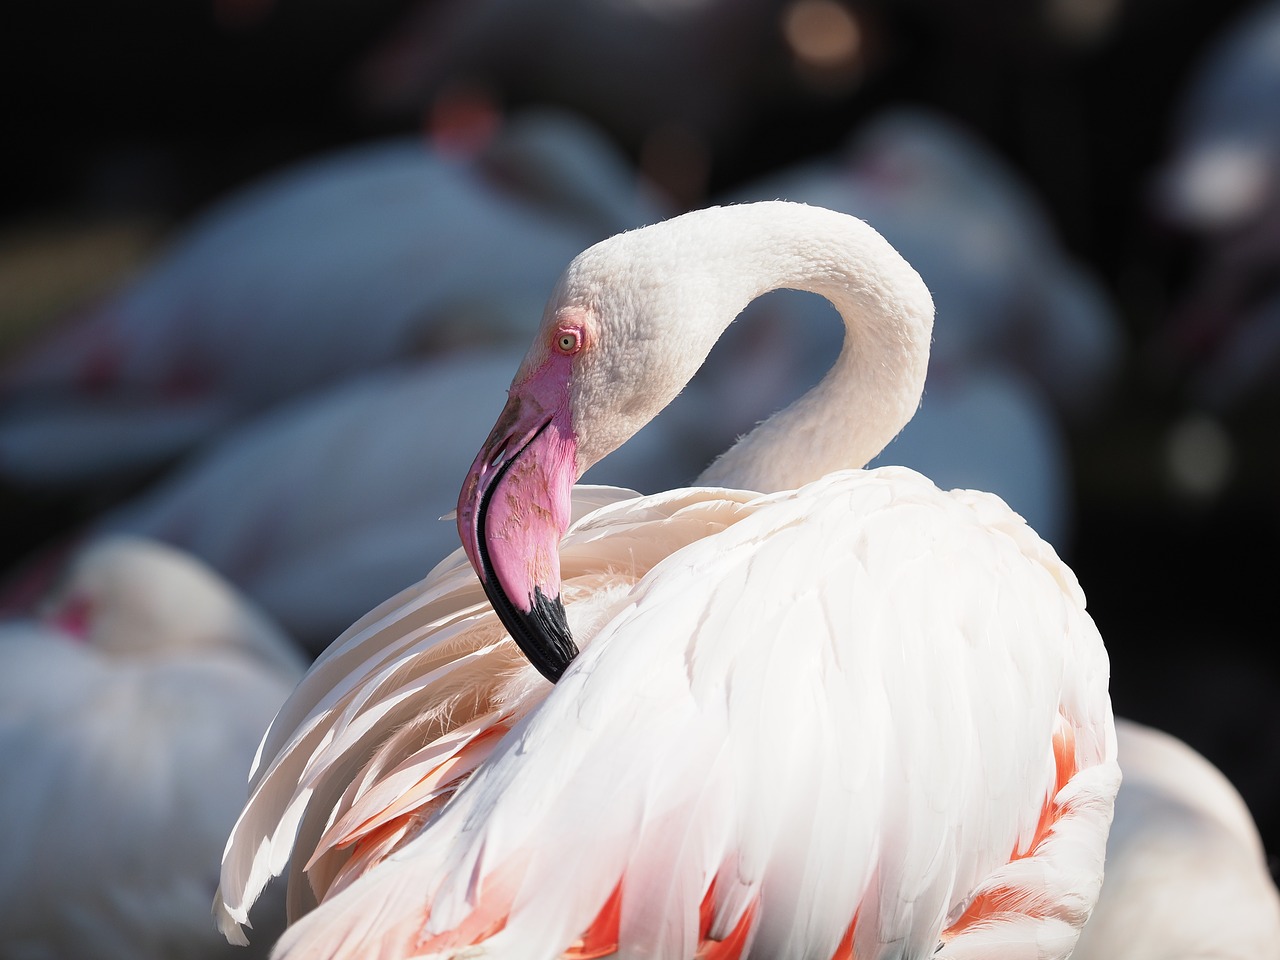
[0, 536, 306, 960]
[1073, 718, 1280, 959]
[1149, 1, 1280, 417]
[82, 345, 707, 653]
[0, 109, 668, 491]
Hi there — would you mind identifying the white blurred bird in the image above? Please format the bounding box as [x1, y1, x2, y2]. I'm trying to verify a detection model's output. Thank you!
[1147, 2, 1280, 419]
[215, 201, 1118, 959]
[1072, 717, 1280, 959]
[0, 109, 667, 490]
[1154, 0, 1280, 234]
[0, 536, 306, 960]
[84, 347, 706, 653]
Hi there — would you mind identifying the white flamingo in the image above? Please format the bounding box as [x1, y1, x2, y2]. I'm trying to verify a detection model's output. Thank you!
[1073, 718, 1280, 959]
[1153, 0, 1280, 234]
[81, 346, 706, 653]
[0, 536, 306, 960]
[1147, 2, 1280, 420]
[216, 201, 1119, 958]
[0, 110, 665, 489]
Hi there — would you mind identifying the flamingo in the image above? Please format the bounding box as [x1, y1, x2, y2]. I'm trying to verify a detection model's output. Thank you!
[0, 109, 666, 490]
[0, 535, 306, 960]
[76, 346, 708, 653]
[1144, 1, 1280, 424]
[1153, 0, 1280, 235]
[215, 201, 1119, 958]
[1137, 2, 1280, 503]
[1072, 718, 1280, 959]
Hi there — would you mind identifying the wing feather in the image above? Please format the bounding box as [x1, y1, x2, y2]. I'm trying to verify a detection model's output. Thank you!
[219, 469, 1117, 960]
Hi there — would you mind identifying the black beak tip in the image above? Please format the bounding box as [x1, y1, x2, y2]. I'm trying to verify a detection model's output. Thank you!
[479, 576, 578, 684]
[525, 587, 577, 683]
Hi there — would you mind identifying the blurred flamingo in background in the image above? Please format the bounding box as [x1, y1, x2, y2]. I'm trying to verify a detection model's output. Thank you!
[0, 536, 306, 959]
[215, 201, 1118, 958]
[1153, 0, 1280, 391]
[74, 345, 709, 654]
[346, 0, 882, 204]
[1144, 0, 1280, 500]
[0, 108, 682, 650]
[712, 107, 1125, 549]
[1153, 0, 1280, 238]
[1149, 0, 1280, 375]
[0, 108, 669, 492]
[1072, 718, 1280, 959]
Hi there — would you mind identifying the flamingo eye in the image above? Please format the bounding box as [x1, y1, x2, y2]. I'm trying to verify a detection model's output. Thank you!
[555, 330, 582, 355]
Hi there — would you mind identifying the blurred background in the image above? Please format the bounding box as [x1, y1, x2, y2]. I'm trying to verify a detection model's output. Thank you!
[1, 0, 1277, 919]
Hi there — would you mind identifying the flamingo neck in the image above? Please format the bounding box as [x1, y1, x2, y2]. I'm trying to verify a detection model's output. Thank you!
[687, 204, 934, 493]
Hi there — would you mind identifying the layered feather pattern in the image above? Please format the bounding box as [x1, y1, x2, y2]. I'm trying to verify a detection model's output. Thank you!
[216, 470, 1117, 959]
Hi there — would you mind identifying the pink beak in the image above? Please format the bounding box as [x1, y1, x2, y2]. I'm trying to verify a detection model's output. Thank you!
[457, 354, 578, 682]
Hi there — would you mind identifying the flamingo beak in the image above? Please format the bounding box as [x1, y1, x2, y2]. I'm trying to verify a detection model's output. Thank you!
[457, 364, 578, 682]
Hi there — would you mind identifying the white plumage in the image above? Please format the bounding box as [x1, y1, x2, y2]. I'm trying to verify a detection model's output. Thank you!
[1148, 1, 1280, 416]
[0, 536, 306, 960]
[0, 109, 664, 490]
[216, 201, 1119, 958]
[1073, 718, 1280, 959]
[86, 348, 707, 652]
[1154, 0, 1280, 233]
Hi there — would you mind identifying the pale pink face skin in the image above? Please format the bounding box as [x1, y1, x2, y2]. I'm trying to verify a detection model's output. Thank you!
[45, 592, 93, 643]
[457, 317, 586, 617]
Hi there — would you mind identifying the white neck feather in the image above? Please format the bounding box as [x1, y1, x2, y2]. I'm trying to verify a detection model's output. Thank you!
[561, 201, 934, 493]
[696, 213, 934, 490]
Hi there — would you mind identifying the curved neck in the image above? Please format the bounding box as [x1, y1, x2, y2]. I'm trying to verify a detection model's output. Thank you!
[684, 203, 935, 493]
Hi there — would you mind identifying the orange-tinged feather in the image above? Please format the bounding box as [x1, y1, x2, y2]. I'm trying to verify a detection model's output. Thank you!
[564, 881, 624, 959]
[346, 816, 413, 864]
[695, 898, 758, 960]
[829, 911, 859, 960]
[1052, 722, 1076, 795]
[697, 878, 719, 939]
[691, 876, 760, 960]
[413, 855, 527, 954]
[326, 721, 511, 856]
[940, 715, 1082, 941]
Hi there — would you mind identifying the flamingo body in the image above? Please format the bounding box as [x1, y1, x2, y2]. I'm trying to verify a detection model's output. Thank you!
[0, 112, 663, 488]
[0, 537, 305, 960]
[1156, 0, 1280, 232]
[1073, 718, 1280, 959]
[220, 475, 1115, 959]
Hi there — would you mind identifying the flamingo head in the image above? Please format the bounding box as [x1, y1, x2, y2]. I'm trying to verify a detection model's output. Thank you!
[456, 312, 584, 683]
[457, 225, 727, 683]
[457, 201, 861, 682]
[36, 536, 304, 676]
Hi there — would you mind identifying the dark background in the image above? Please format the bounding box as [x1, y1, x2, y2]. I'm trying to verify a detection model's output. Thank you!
[2, 0, 1277, 861]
